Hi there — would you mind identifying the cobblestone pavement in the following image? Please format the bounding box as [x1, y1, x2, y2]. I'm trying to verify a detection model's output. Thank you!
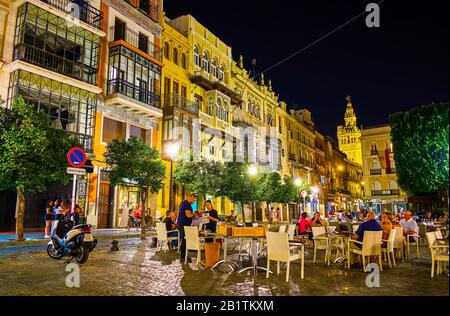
[0, 239, 448, 296]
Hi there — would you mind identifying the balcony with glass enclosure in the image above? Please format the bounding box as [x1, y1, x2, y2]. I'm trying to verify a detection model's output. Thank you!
[105, 45, 162, 118]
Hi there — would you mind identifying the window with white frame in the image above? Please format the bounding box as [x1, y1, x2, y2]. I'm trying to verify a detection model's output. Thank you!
[211, 58, 218, 78]
[219, 63, 225, 82]
[194, 45, 200, 66]
[202, 51, 210, 73]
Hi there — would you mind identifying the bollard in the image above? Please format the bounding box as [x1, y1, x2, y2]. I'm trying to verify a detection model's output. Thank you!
[111, 240, 119, 251]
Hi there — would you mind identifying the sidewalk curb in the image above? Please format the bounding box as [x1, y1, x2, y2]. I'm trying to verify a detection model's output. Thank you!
[0, 232, 156, 248]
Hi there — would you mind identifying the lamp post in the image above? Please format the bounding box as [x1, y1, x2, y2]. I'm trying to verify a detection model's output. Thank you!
[167, 142, 179, 211]
[295, 178, 303, 217]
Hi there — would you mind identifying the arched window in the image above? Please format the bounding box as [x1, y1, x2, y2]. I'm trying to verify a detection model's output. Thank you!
[173, 48, 179, 65]
[194, 46, 200, 66]
[181, 53, 187, 69]
[223, 100, 229, 122]
[164, 42, 170, 60]
[207, 96, 214, 116]
[202, 51, 210, 73]
[389, 180, 398, 190]
[373, 181, 382, 191]
[211, 58, 218, 78]
[371, 159, 380, 170]
[219, 63, 225, 82]
[216, 97, 223, 119]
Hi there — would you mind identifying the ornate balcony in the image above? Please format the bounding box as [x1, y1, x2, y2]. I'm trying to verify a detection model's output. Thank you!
[41, 0, 103, 30]
[164, 94, 199, 117]
[372, 190, 400, 196]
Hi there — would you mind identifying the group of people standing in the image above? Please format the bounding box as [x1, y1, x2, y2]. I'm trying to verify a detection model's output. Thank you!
[44, 199, 82, 238]
[175, 194, 219, 263]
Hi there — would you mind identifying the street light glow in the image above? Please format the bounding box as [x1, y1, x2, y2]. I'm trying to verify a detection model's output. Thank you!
[248, 165, 258, 176]
[338, 165, 344, 171]
[295, 178, 303, 186]
[167, 142, 179, 159]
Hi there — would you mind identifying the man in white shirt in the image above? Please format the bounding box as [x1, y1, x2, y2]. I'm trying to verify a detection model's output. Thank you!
[400, 211, 419, 242]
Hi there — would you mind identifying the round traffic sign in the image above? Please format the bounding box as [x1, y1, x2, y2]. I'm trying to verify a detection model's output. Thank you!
[67, 147, 87, 168]
[300, 190, 308, 199]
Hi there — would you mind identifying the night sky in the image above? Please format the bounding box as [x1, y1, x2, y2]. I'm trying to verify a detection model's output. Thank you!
[163, 0, 449, 139]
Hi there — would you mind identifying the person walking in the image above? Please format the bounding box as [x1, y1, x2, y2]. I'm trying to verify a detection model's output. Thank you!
[43, 200, 54, 238]
[177, 193, 197, 263]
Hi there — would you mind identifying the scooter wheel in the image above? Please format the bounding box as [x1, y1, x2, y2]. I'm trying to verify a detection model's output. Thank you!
[75, 244, 90, 264]
[47, 244, 64, 260]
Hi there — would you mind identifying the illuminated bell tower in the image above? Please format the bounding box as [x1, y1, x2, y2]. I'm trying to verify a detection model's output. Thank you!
[337, 96, 363, 165]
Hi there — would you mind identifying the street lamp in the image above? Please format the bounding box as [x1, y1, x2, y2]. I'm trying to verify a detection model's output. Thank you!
[167, 142, 179, 211]
[248, 165, 258, 176]
[295, 178, 303, 186]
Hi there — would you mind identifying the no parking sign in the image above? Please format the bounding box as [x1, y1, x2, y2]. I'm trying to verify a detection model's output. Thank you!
[67, 147, 87, 168]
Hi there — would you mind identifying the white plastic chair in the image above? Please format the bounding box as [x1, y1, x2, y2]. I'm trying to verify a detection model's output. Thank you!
[406, 234, 421, 259]
[156, 222, 179, 252]
[347, 231, 383, 272]
[327, 226, 336, 234]
[381, 229, 397, 268]
[279, 224, 287, 233]
[426, 232, 449, 278]
[287, 224, 296, 240]
[312, 226, 330, 265]
[393, 227, 405, 261]
[184, 226, 205, 266]
[266, 232, 304, 282]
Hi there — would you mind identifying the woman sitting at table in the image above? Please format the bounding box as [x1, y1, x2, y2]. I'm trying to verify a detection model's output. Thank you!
[312, 212, 327, 227]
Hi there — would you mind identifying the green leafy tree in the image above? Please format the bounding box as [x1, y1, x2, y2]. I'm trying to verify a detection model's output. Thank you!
[256, 172, 284, 215]
[0, 97, 79, 241]
[173, 159, 223, 206]
[218, 161, 258, 222]
[104, 137, 166, 240]
[390, 102, 449, 195]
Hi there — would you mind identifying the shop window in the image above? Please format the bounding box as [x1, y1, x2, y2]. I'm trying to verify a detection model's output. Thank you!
[102, 117, 126, 143]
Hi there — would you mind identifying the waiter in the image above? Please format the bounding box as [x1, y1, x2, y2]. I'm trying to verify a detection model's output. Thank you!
[177, 193, 197, 263]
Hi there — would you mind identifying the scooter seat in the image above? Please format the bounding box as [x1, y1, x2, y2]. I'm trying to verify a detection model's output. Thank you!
[73, 224, 91, 230]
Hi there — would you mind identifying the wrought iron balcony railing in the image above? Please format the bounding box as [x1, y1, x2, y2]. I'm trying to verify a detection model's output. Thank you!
[13, 43, 97, 85]
[124, 0, 160, 23]
[164, 94, 199, 116]
[372, 189, 400, 196]
[107, 78, 161, 109]
[110, 26, 161, 61]
[386, 168, 396, 174]
[41, 0, 103, 30]
[370, 169, 382, 175]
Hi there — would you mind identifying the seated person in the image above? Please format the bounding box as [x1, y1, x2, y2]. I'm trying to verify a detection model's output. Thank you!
[400, 211, 419, 242]
[312, 211, 327, 227]
[131, 205, 142, 226]
[226, 209, 238, 224]
[298, 212, 313, 239]
[163, 211, 178, 247]
[380, 212, 393, 248]
[351, 211, 382, 249]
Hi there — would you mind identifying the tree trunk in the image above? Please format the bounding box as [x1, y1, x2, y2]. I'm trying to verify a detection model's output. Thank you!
[140, 189, 147, 240]
[240, 202, 245, 223]
[251, 202, 255, 222]
[16, 190, 25, 241]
